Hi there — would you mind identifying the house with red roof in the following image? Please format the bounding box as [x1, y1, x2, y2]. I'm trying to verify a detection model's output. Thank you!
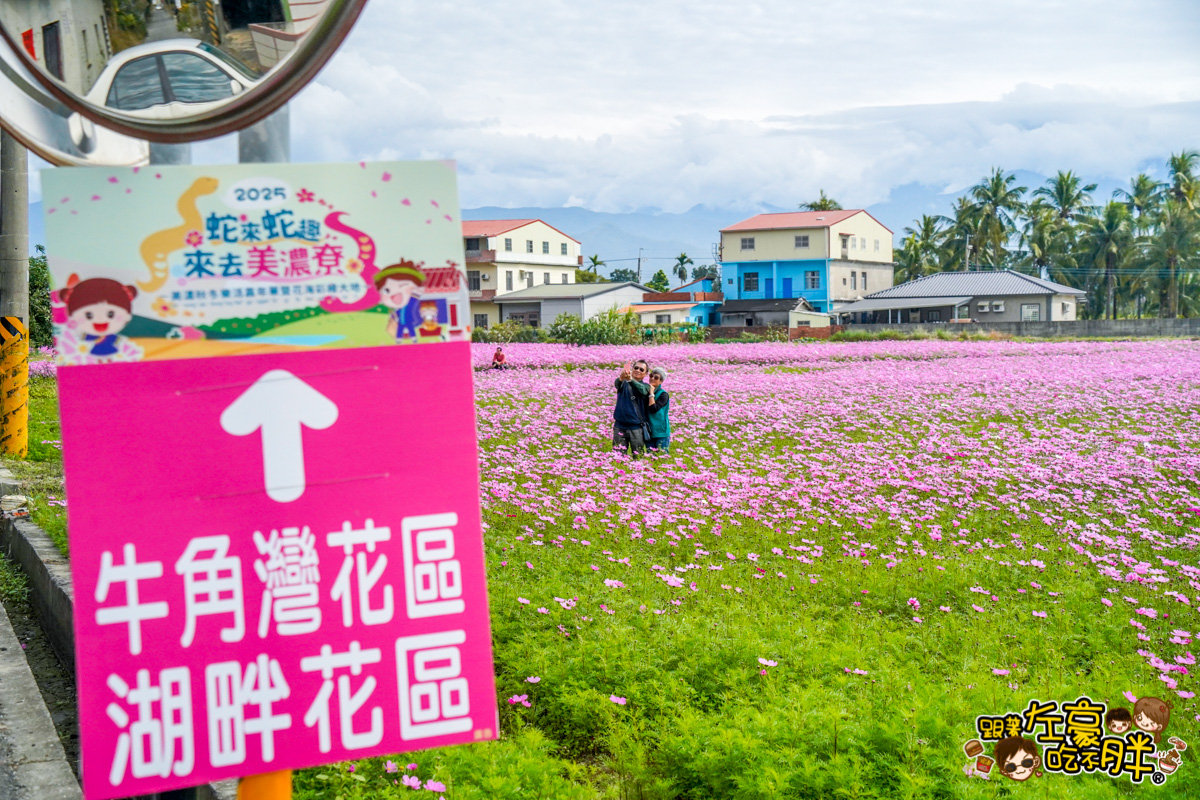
[718, 210, 894, 315]
[462, 219, 582, 329]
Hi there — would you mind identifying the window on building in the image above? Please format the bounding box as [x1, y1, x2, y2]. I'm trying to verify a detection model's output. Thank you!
[805, 271, 819, 289]
[1061, 302, 1069, 315]
[526, 240, 534, 253]
[467, 270, 480, 290]
[850, 237, 857, 250]
[504, 238, 512, 251]
[561, 243, 568, 256]
[561, 274, 569, 284]
[465, 238, 480, 251]
[977, 302, 988, 313]
[874, 239, 880, 252]
[992, 301, 1005, 312]
[1021, 303, 1041, 321]
[744, 272, 760, 291]
[505, 271, 513, 291]
[526, 272, 534, 288]
[42, 22, 63, 80]
[542, 241, 550, 254]
[842, 278, 847, 285]
[859, 237, 866, 250]
[656, 314, 671, 324]
[473, 313, 488, 329]
[861, 272, 867, 291]
[840, 235, 849, 255]
[727, 278, 734, 285]
[927, 310, 942, 321]
[741, 237, 755, 251]
[543, 272, 550, 284]
[851, 273, 857, 290]
[794, 234, 810, 248]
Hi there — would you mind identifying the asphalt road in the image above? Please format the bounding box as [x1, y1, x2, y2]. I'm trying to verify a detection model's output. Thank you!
[146, 4, 179, 43]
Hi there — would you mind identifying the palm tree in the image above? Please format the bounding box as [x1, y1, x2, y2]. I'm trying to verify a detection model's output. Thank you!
[939, 197, 979, 271]
[586, 254, 605, 274]
[1167, 150, 1200, 209]
[1080, 202, 1133, 319]
[799, 190, 843, 211]
[1113, 174, 1164, 225]
[1019, 199, 1078, 285]
[672, 252, 694, 284]
[1032, 170, 1097, 221]
[1146, 198, 1200, 318]
[967, 168, 1027, 268]
[895, 215, 944, 281]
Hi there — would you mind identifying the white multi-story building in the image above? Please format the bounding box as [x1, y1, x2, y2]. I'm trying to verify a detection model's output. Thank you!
[462, 219, 581, 329]
[0, 0, 111, 95]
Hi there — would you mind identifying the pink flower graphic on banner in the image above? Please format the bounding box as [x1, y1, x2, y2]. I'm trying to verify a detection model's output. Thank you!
[185, 230, 203, 247]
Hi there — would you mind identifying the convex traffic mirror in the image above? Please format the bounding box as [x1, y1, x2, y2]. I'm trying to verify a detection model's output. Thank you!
[0, 0, 366, 164]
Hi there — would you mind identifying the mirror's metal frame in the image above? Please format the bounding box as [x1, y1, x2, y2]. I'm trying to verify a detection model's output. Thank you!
[0, 0, 368, 145]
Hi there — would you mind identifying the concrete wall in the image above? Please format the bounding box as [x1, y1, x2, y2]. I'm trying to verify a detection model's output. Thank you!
[0, 0, 109, 94]
[846, 318, 1200, 338]
[541, 298, 584, 322]
[582, 286, 653, 319]
[827, 260, 895, 302]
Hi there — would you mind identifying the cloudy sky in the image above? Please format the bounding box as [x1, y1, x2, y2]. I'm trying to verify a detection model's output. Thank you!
[26, 0, 1200, 218]
[272, 0, 1200, 213]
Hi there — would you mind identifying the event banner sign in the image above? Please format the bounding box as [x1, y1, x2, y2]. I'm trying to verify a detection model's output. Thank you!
[43, 162, 497, 799]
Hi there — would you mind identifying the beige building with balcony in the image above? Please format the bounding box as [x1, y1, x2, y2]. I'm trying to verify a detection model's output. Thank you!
[462, 219, 582, 329]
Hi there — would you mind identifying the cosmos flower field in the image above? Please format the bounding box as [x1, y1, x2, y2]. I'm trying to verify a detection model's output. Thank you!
[296, 338, 1200, 799]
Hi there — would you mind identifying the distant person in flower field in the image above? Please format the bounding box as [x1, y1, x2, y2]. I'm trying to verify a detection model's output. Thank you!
[994, 736, 1040, 782]
[492, 346, 508, 369]
[612, 359, 650, 456]
[646, 366, 671, 453]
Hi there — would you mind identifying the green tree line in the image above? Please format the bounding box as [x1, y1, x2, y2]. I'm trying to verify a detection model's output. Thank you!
[894, 151, 1200, 319]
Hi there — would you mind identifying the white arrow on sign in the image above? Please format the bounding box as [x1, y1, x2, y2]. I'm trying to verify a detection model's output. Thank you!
[220, 369, 339, 503]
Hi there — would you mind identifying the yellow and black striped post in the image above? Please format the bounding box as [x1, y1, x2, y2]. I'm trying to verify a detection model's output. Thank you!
[204, 0, 221, 44]
[0, 316, 27, 457]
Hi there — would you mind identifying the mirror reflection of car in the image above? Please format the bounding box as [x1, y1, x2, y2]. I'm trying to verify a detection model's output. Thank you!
[85, 39, 261, 119]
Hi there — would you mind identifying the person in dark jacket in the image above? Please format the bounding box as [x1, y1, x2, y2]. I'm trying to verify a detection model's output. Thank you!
[612, 360, 650, 456]
[646, 366, 671, 452]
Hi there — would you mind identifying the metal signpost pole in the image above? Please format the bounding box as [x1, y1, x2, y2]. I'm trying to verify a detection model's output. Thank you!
[0, 129, 29, 456]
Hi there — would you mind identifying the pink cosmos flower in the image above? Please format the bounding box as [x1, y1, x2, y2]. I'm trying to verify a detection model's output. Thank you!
[610, 695, 627, 705]
[402, 775, 421, 788]
[526, 676, 540, 683]
[425, 780, 447, 792]
[517, 597, 529, 604]
[1123, 690, 1138, 703]
[1032, 611, 1047, 618]
[1101, 598, 1113, 606]
[758, 658, 778, 667]
[385, 761, 399, 774]
[537, 607, 549, 614]
[912, 617, 922, 624]
[993, 669, 1010, 676]
[939, 606, 951, 612]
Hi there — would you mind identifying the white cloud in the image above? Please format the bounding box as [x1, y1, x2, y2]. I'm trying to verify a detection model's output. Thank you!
[279, 0, 1200, 212]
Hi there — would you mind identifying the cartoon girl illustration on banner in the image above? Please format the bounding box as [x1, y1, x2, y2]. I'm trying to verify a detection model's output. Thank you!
[56, 275, 144, 365]
[1133, 697, 1171, 743]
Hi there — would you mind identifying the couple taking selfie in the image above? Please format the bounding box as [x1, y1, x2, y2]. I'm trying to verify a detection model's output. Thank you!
[612, 360, 671, 456]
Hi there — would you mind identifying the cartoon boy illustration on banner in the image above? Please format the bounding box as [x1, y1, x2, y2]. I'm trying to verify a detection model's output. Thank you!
[374, 260, 449, 343]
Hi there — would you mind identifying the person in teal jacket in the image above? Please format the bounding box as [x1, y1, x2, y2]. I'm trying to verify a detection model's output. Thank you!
[646, 367, 671, 452]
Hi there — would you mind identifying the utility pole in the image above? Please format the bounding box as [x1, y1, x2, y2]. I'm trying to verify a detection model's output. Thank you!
[964, 234, 972, 272]
[0, 129, 29, 456]
[637, 247, 643, 283]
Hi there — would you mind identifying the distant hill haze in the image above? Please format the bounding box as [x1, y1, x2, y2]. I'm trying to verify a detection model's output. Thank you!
[30, 171, 1134, 276]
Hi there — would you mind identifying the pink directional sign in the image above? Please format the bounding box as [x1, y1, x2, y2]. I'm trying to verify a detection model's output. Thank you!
[59, 342, 497, 799]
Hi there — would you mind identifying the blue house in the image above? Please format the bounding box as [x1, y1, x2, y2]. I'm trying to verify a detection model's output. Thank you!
[718, 210, 895, 314]
[629, 277, 724, 325]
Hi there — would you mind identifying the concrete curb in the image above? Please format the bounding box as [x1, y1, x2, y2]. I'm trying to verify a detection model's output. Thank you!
[0, 516, 74, 672]
[0, 515, 238, 800]
[0, 600, 82, 799]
